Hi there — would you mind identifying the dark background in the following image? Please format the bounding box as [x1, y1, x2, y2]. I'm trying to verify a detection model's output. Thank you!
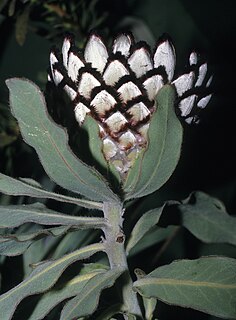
[0, 1, 235, 319]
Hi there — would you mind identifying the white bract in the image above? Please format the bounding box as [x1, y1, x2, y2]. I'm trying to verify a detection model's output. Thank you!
[49, 32, 212, 176]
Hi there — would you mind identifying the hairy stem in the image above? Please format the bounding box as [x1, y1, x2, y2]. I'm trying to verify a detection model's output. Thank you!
[103, 202, 142, 318]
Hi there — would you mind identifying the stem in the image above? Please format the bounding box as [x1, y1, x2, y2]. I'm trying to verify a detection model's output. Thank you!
[103, 202, 142, 318]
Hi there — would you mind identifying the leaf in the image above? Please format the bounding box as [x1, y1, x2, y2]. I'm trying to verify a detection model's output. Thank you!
[0, 243, 105, 320]
[126, 205, 166, 254]
[124, 85, 183, 200]
[0, 236, 32, 256]
[127, 226, 174, 257]
[126, 200, 179, 255]
[28, 265, 108, 320]
[5, 78, 119, 202]
[82, 115, 108, 171]
[178, 191, 236, 245]
[15, 5, 30, 45]
[143, 296, 157, 320]
[0, 225, 71, 256]
[8, 0, 16, 16]
[0, 173, 103, 210]
[134, 268, 157, 319]
[60, 268, 124, 320]
[134, 257, 236, 319]
[124, 313, 137, 320]
[0, 202, 106, 228]
[127, 191, 236, 255]
[51, 229, 95, 260]
[22, 233, 53, 277]
[82, 115, 121, 185]
[95, 304, 123, 320]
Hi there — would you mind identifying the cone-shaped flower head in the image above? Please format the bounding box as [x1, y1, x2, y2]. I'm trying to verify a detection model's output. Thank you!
[49, 32, 212, 176]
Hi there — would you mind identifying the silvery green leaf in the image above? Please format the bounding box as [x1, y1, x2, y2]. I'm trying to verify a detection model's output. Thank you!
[81, 115, 121, 184]
[178, 191, 236, 245]
[0, 243, 105, 320]
[0, 225, 70, 256]
[134, 257, 236, 319]
[28, 264, 108, 320]
[143, 297, 157, 320]
[126, 205, 166, 254]
[60, 268, 124, 320]
[127, 226, 175, 257]
[0, 202, 106, 229]
[5, 78, 119, 202]
[51, 229, 96, 260]
[0, 173, 103, 210]
[124, 85, 183, 200]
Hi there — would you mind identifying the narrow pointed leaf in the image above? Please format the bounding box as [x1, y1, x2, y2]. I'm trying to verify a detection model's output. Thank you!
[126, 205, 165, 254]
[0, 243, 105, 320]
[82, 116, 121, 184]
[128, 226, 175, 257]
[134, 269, 156, 320]
[126, 201, 178, 254]
[15, 5, 30, 46]
[28, 266, 108, 320]
[0, 203, 106, 228]
[0, 173, 103, 210]
[5, 78, 118, 202]
[60, 268, 124, 320]
[143, 297, 157, 320]
[124, 85, 183, 200]
[134, 257, 236, 319]
[0, 237, 32, 256]
[51, 229, 95, 260]
[1, 225, 70, 242]
[0, 225, 70, 256]
[82, 116, 108, 170]
[127, 191, 236, 255]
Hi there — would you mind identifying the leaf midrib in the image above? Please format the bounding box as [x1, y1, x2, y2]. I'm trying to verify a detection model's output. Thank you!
[0, 243, 104, 303]
[137, 278, 236, 289]
[130, 97, 169, 198]
[10, 80, 116, 202]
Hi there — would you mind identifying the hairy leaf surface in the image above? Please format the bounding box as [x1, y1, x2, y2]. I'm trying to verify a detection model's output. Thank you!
[0, 173, 103, 210]
[0, 243, 104, 320]
[124, 85, 183, 200]
[28, 264, 108, 320]
[134, 257, 236, 319]
[6, 78, 118, 202]
[0, 202, 105, 228]
[178, 192, 236, 245]
[60, 268, 123, 320]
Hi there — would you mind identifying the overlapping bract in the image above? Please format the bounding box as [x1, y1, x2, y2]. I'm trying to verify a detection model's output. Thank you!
[49, 32, 212, 175]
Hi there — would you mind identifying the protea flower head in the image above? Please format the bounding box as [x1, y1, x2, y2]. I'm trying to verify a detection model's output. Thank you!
[48, 32, 212, 177]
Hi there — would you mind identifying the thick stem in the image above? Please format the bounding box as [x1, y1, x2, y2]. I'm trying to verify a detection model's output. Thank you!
[102, 202, 142, 318]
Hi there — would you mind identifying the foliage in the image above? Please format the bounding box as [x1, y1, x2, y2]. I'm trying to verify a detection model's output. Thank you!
[0, 1, 235, 320]
[0, 78, 235, 319]
[0, 0, 109, 45]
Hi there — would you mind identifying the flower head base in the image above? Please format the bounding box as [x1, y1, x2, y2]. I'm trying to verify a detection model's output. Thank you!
[49, 32, 212, 176]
